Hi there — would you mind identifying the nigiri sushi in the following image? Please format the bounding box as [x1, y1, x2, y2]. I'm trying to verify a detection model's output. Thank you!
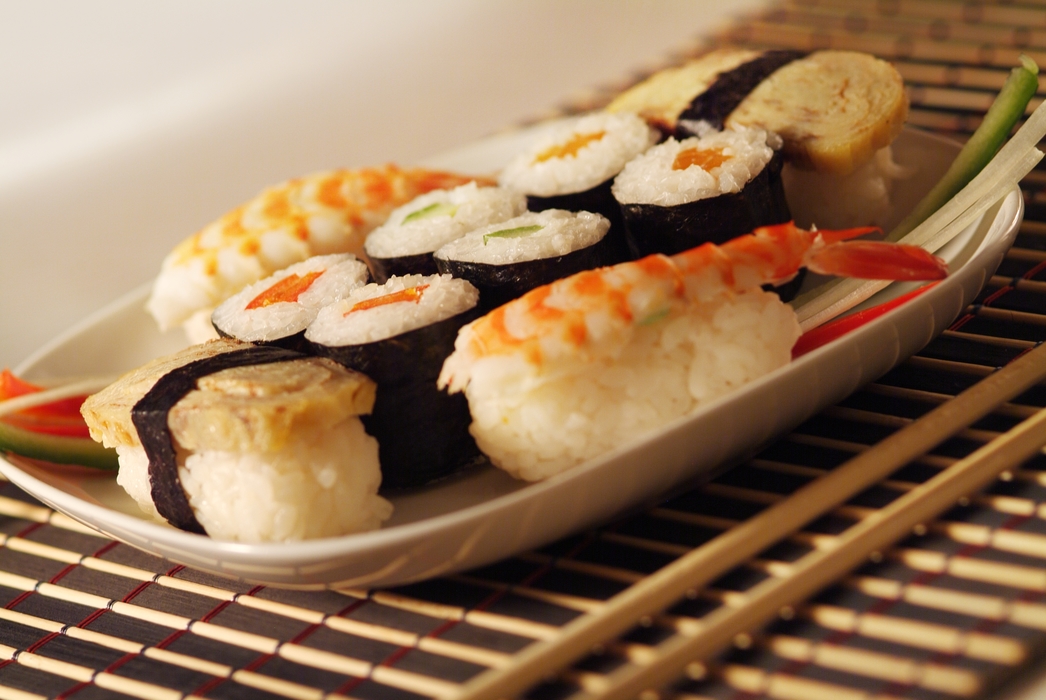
[80, 339, 391, 542]
[438, 222, 948, 481]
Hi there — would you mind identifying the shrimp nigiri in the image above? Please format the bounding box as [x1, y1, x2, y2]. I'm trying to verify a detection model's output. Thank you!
[437, 222, 947, 481]
[146, 165, 490, 341]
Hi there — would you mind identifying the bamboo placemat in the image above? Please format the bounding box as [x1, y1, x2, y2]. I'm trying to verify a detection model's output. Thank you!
[3, 1, 1046, 698]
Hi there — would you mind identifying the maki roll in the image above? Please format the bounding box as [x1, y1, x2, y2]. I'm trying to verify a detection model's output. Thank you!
[363, 183, 527, 282]
[498, 111, 658, 263]
[210, 254, 371, 351]
[305, 274, 483, 488]
[80, 339, 391, 542]
[145, 165, 489, 343]
[611, 123, 790, 258]
[434, 209, 614, 311]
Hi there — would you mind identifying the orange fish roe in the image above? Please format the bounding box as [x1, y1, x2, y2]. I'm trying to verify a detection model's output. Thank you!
[347, 284, 430, 315]
[245, 271, 324, 310]
[672, 146, 730, 171]
[535, 131, 606, 163]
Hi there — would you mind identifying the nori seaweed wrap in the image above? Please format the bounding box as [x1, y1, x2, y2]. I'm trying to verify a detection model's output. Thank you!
[498, 111, 658, 264]
[434, 210, 615, 312]
[364, 183, 526, 283]
[305, 274, 483, 488]
[210, 254, 370, 352]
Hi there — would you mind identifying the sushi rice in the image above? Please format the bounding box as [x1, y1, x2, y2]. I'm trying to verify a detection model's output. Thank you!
[434, 209, 610, 266]
[114, 413, 387, 542]
[306, 274, 479, 346]
[364, 183, 527, 260]
[80, 341, 391, 543]
[445, 282, 797, 481]
[211, 253, 370, 345]
[498, 111, 658, 197]
[612, 122, 779, 207]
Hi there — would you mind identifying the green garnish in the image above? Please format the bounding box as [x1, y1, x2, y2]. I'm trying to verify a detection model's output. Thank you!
[483, 225, 543, 245]
[638, 308, 671, 326]
[0, 421, 118, 470]
[887, 55, 1040, 241]
[402, 202, 459, 224]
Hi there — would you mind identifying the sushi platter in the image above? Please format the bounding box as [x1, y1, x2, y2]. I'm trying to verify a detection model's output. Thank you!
[0, 122, 1024, 589]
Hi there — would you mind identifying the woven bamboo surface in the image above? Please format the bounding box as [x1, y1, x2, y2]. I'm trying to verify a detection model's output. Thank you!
[4, 1, 1046, 698]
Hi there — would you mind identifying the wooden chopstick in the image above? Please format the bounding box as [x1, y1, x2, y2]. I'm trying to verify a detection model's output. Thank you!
[453, 341, 1046, 700]
[587, 381, 1046, 699]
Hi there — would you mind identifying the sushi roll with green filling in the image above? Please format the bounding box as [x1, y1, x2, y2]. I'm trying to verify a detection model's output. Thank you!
[80, 339, 390, 542]
[305, 274, 483, 488]
[434, 209, 614, 311]
[364, 183, 526, 282]
[210, 254, 371, 351]
[498, 111, 658, 263]
[611, 123, 790, 258]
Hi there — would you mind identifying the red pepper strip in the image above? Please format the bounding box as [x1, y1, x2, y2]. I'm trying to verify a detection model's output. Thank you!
[792, 282, 940, 359]
[0, 369, 86, 418]
[0, 413, 92, 438]
[0, 369, 92, 437]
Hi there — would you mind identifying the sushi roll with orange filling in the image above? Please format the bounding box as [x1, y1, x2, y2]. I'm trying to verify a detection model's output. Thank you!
[306, 274, 483, 488]
[210, 254, 371, 351]
[498, 111, 658, 263]
[611, 123, 790, 258]
[146, 165, 489, 343]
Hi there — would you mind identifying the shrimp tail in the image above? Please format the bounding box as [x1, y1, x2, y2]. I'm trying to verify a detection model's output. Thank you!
[807, 239, 949, 280]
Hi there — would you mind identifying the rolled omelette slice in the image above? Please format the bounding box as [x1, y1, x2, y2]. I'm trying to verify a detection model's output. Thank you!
[81, 338, 390, 542]
[607, 49, 908, 175]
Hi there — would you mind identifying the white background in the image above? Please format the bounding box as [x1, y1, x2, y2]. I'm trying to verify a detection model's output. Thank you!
[0, 0, 764, 368]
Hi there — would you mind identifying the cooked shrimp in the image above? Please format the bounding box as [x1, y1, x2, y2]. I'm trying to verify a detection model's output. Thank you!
[146, 165, 489, 338]
[438, 221, 946, 480]
[670, 221, 948, 301]
[440, 221, 947, 392]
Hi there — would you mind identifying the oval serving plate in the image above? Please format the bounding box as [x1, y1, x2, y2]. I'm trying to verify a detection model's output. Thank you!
[0, 125, 1024, 589]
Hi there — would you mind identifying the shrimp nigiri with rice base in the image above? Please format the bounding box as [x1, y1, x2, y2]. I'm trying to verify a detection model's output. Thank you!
[438, 222, 947, 481]
[146, 165, 488, 343]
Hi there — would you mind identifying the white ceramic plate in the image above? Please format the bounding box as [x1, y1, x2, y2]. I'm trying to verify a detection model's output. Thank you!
[0, 125, 1023, 589]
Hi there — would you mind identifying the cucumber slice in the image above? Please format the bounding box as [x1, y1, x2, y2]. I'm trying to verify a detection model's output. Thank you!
[483, 225, 543, 245]
[0, 420, 118, 470]
[887, 55, 1039, 241]
[402, 201, 459, 224]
